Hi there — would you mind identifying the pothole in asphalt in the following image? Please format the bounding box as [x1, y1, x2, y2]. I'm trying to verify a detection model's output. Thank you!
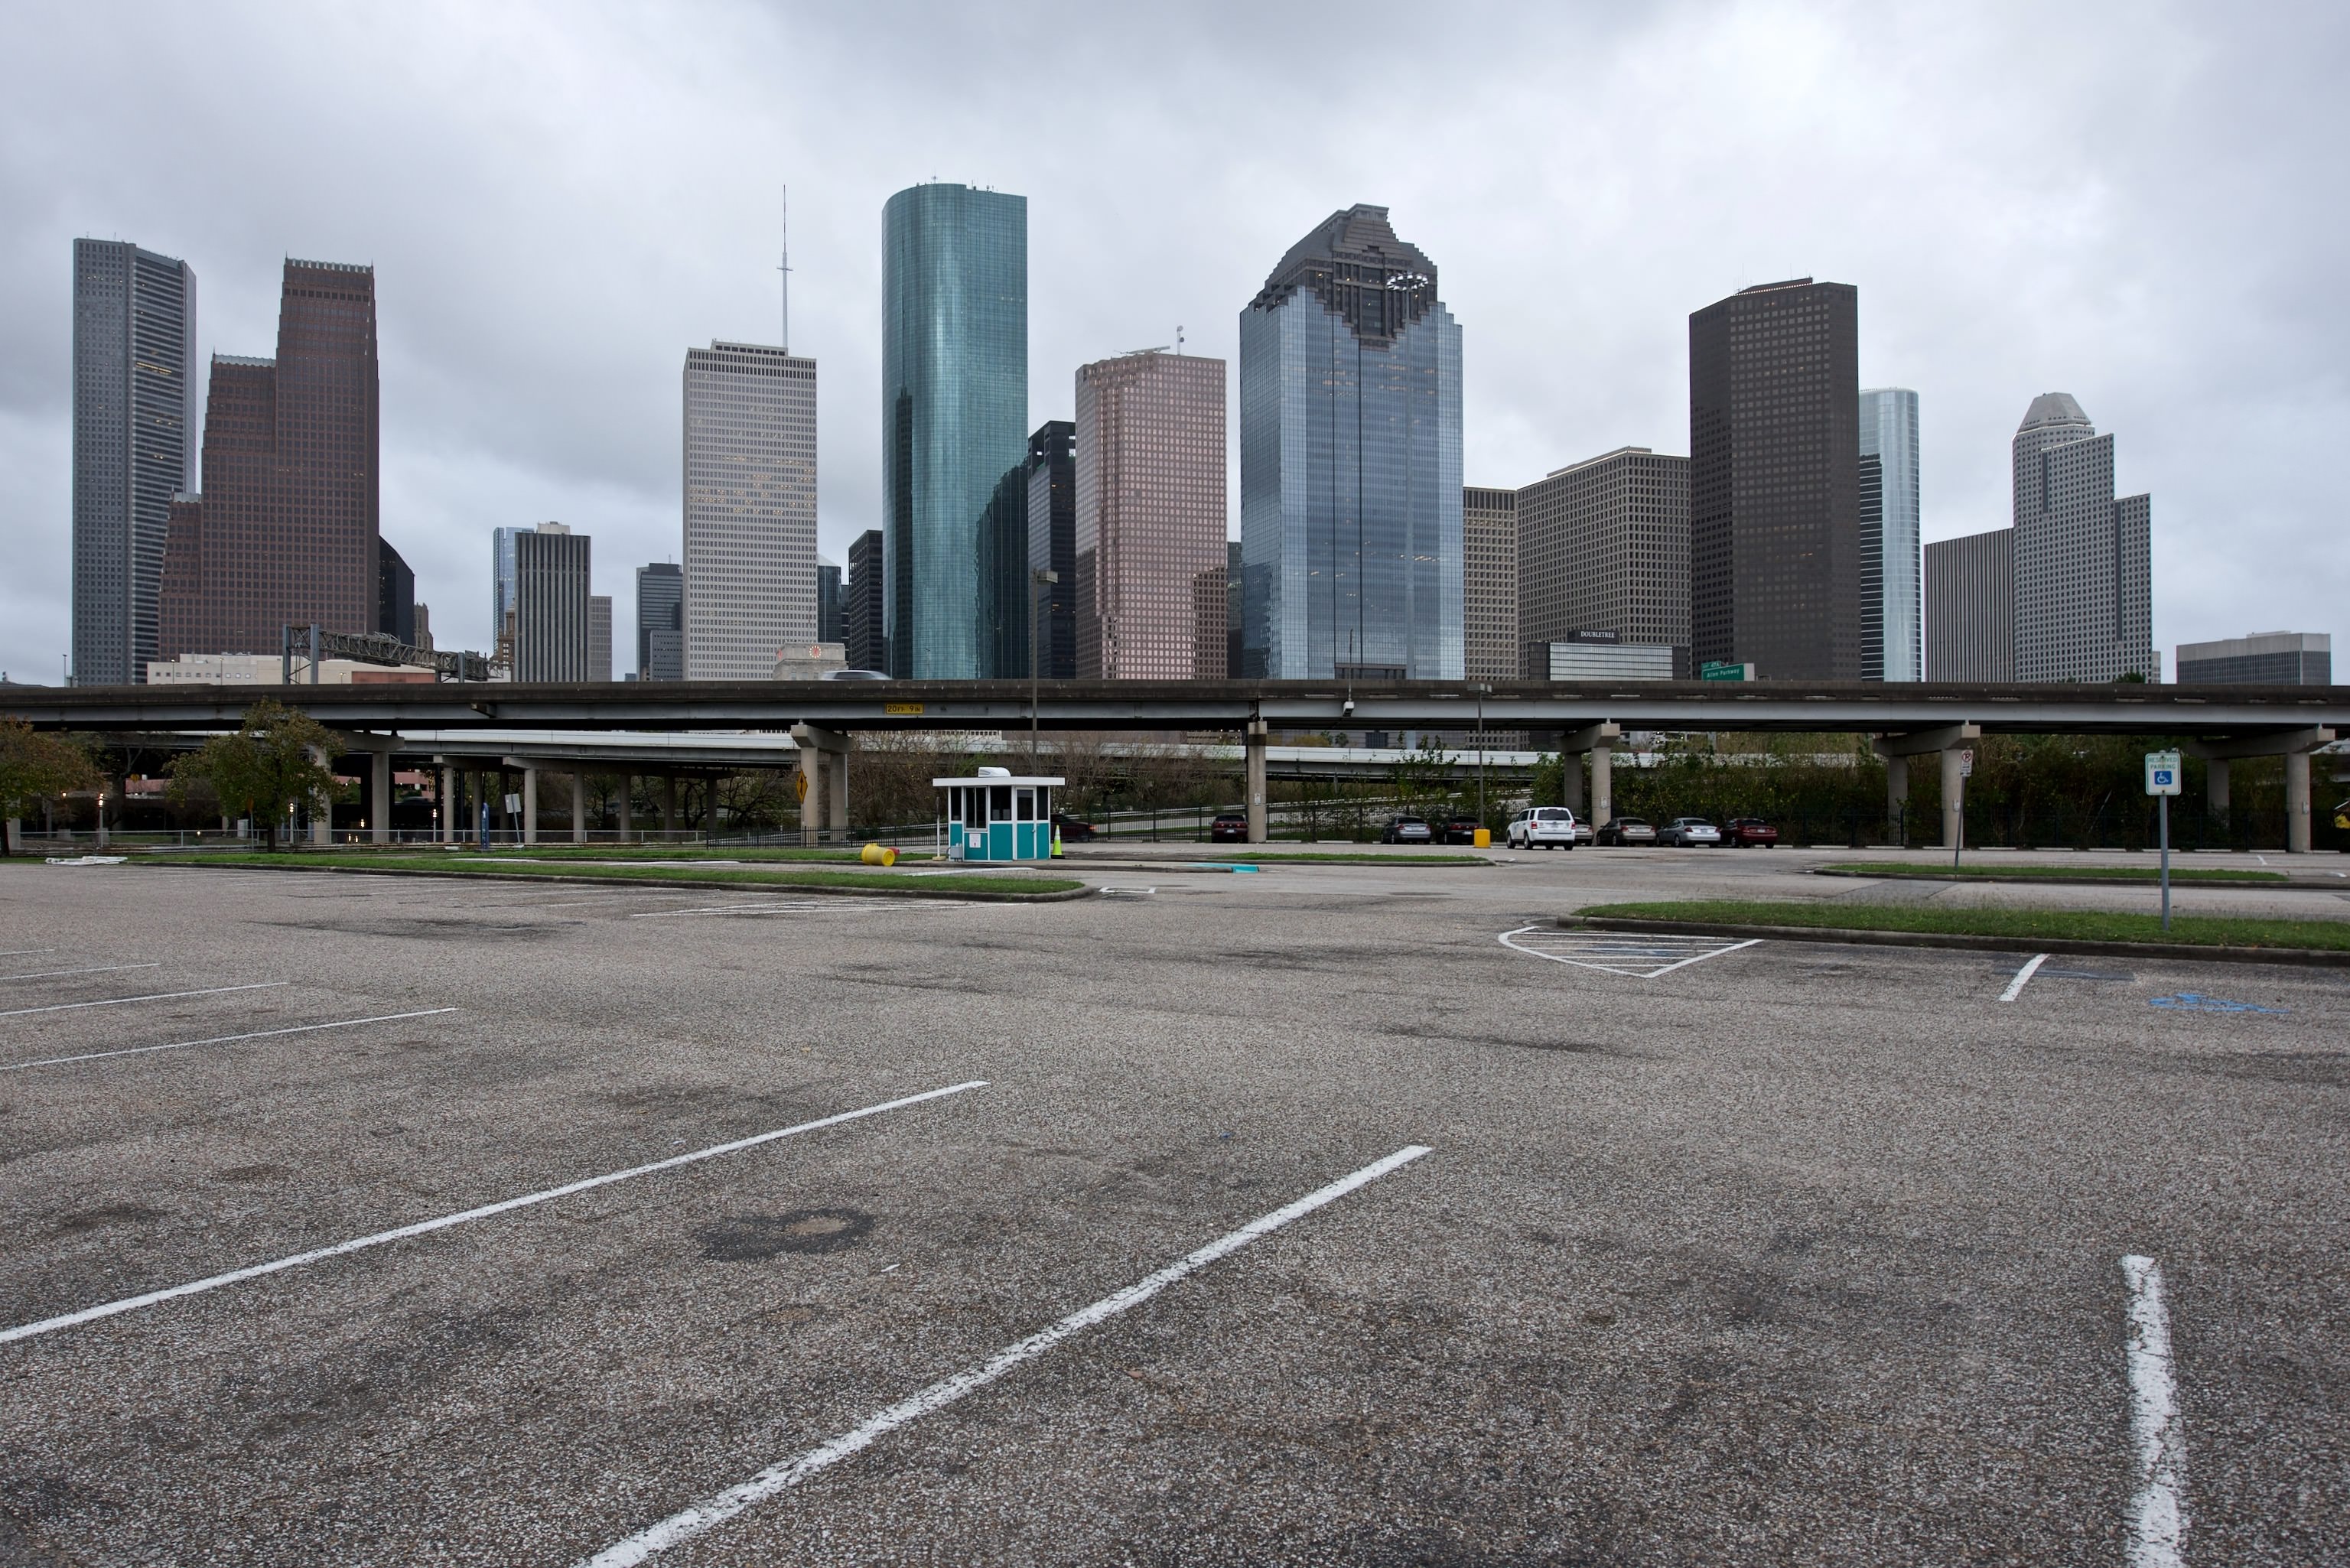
[694, 1209, 874, 1261]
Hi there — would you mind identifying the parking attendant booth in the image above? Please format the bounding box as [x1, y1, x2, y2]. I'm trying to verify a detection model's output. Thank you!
[935, 766, 1066, 862]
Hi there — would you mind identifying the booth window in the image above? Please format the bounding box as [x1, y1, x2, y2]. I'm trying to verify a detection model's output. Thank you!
[990, 786, 1011, 822]
[1014, 787, 1035, 821]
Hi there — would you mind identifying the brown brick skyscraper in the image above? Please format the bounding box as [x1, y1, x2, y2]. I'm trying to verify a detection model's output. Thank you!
[1072, 350, 1227, 679]
[160, 259, 379, 657]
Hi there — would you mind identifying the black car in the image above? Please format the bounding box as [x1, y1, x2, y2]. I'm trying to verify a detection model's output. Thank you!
[1438, 815, 1487, 844]
[1050, 812, 1098, 843]
[1378, 815, 1435, 844]
[1208, 812, 1249, 843]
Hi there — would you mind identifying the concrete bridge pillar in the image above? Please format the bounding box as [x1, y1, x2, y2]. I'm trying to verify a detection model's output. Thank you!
[2186, 727, 2333, 855]
[1561, 755, 1583, 813]
[1245, 718, 1268, 844]
[371, 750, 392, 844]
[1873, 724, 1980, 851]
[522, 766, 539, 845]
[1557, 724, 1619, 825]
[1939, 747, 1967, 851]
[662, 775, 678, 838]
[791, 726, 852, 844]
[571, 770, 588, 843]
[308, 746, 332, 845]
[441, 766, 460, 844]
[1590, 743, 1613, 830]
[2287, 750, 2313, 854]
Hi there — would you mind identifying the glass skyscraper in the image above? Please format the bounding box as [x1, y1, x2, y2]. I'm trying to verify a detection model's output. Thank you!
[1858, 387, 1920, 682]
[881, 183, 1027, 678]
[1239, 205, 1462, 682]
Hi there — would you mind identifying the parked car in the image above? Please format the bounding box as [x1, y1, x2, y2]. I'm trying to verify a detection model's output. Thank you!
[1505, 805, 1580, 851]
[1050, 812, 1099, 843]
[1596, 816, 1657, 847]
[1378, 815, 1435, 844]
[1439, 815, 1488, 844]
[1722, 817, 1779, 847]
[1208, 812, 1249, 843]
[1657, 816, 1723, 847]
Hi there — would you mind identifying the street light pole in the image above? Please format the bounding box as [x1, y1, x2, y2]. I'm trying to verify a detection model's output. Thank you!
[1471, 683, 1491, 825]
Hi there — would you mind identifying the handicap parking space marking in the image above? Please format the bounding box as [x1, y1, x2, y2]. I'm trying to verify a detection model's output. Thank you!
[1499, 926, 1761, 978]
[0, 961, 161, 984]
[575, 1143, 1433, 1568]
[2148, 992, 2288, 1014]
[2121, 1255, 2187, 1567]
[1998, 954, 2049, 1002]
[0, 983, 288, 1021]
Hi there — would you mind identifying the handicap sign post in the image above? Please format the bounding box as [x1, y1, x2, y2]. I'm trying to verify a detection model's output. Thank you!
[2146, 750, 2182, 931]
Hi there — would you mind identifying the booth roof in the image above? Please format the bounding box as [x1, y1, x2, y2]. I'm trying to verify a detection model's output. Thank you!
[931, 775, 1066, 788]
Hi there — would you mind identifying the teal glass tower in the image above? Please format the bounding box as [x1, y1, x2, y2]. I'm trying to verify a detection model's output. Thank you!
[882, 183, 1028, 678]
[1239, 206, 1463, 682]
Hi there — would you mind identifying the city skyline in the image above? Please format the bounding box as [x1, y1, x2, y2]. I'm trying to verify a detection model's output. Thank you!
[3, 7, 2342, 683]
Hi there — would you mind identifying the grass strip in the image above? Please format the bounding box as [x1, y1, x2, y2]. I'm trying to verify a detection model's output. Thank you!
[1574, 899, 2350, 952]
[1193, 851, 1488, 866]
[132, 853, 1084, 899]
[1821, 861, 2287, 885]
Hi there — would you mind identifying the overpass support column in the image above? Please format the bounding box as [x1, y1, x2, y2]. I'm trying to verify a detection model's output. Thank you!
[1557, 724, 1620, 824]
[522, 766, 539, 846]
[1245, 718, 1268, 844]
[1883, 756, 1909, 844]
[2287, 750, 2313, 854]
[1873, 724, 1980, 852]
[371, 750, 392, 844]
[308, 746, 332, 846]
[791, 726, 851, 844]
[662, 776, 678, 838]
[2185, 727, 2334, 855]
[2205, 760, 2230, 831]
[571, 771, 587, 844]
[441, 766, 459, 844]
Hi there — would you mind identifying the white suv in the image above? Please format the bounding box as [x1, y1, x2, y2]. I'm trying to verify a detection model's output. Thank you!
[1508, 806, 1580, 851]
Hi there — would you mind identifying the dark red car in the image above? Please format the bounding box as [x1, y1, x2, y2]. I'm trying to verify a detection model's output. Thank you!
[1209, 812, 1249, 843]
[1722, 817, 1779, 847]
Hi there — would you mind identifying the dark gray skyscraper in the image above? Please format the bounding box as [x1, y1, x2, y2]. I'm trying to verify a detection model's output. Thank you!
[816, 559, 843, 643]
[845, 529, 884, 673]
[513, 522, 589, 682]
[881, 182, 1027, 678]
[72, 239, 197, 685]
[1240, 205, 1462, 680]
[635, 561, 683, 681]
[2010, 394, 2156, 682]
[1026, 421, 1076, 680]
[1689, 278, 1860, 681]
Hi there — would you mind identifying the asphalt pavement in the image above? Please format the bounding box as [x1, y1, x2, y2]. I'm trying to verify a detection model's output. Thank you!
[0, 849, 2342, 1565]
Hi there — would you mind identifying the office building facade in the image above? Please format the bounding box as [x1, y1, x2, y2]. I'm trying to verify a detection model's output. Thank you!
[1924, 528, 2013, 682]
[72, 239, 197, 685]
[1074, 351, 1228, 680]
[1531, 632, 1678, 682]
[2176, 631, 2330, 685]
[158, 259, 381, 660]
[881, 183, 1027, 678]
[845, 529, 884, 673]
[682, 340, 818, 680]
[588, 594, 612, 682]
[513, 522, 590, 682]
[2010, 394, 2156, 682]
[1858, 387, 1921, 682]
[1026, 421, 1076, 680]
[635, 561, 684, 681]
[1688, 278, 1860, 681]
[1463, 486, 1519, 684]
[377, 539, 415, 645]
[815, 560, 843, 644]
[1239, 205, 1462, 681]
[1516, 447, 1691, 677]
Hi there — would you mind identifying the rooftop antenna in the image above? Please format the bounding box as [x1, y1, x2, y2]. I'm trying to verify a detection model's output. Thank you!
[1176, 324, 1185, 356]
[776, 187, 791, 353]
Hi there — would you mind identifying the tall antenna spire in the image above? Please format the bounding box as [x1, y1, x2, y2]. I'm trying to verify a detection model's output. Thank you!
[777, 186, 792, 353]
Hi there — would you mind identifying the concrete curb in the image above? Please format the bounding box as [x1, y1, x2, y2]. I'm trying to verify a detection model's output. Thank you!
[1557, 914, 2350, 968]
[1809, 867, 2327, 890]
[129, 859, 1098, 903]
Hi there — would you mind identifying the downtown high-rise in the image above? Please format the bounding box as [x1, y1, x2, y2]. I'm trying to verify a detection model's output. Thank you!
[1688, 278, 1861, 681]
[682, 340, 818, 680]
[71, 239, 197, 685]
[635, 561, 684, 680]
[2010, 394, 2156, 682]
[1074, 351, 1227, 679]
[1858, 387, 1920, 682]
[1025, 421, 1076, 680]
[1516, 447, 1691, 673]
[881, 183, 1027, 678]
[159, 259, 381, 660]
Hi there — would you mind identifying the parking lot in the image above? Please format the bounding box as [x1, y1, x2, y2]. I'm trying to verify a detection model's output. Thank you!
[2, 851, 2345, 1564]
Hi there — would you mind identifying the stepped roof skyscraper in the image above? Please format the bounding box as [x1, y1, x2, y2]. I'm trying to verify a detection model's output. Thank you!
[2010, 394, 2156, 682]
[1238, 205, 1462, 681]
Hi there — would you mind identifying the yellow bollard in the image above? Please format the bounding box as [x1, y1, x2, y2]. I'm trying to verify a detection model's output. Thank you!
[860, 842, 898, 867]
[1473, 828, 1490, 848]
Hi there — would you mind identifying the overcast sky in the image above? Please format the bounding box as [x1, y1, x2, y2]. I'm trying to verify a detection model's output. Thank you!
[3, 0, 2343, 682]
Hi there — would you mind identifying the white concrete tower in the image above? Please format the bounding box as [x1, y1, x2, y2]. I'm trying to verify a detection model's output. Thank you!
[682, 341, 819, 679]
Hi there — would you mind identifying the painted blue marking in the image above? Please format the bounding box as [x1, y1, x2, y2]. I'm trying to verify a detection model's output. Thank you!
[2147, 993, 2288, 1014]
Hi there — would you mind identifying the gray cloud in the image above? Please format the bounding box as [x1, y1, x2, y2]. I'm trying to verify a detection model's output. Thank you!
[2, 0, 2342, 678]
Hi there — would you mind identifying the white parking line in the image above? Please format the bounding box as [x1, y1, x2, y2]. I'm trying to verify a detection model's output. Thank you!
[1499, 926, 1760, 979]
[0, 962, 161, 983]
[0, 1007, 459, 1074]
[0, 948, 58, 958]
[578, 1143, 1433, 1567]
[1999, 954, 2050, 1004]
[2121, 1255, 2187, 1567]
[0, 1080, 985, 1348]
[0, 983, 285, 1020]
[630, 903, 837, 919]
